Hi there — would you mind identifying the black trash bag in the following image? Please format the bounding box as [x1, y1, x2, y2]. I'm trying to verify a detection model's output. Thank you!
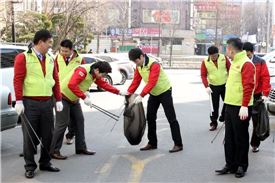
[123, 94, 146, 145]
[253, 99, 270, 141]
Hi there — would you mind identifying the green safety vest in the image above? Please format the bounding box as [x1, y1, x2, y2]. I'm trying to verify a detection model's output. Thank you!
[57, 52, 82, 81]
[61, 64, 95, 101]
[224, 51, 254, 106]
[137, 58, 171, 96]
[23, 49, 55, 97]
[204, 54, 228, 86]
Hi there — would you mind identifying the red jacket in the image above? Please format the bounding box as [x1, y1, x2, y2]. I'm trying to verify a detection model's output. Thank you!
[13, 51, 62, 101]
[66, 67, 120, 100]
[200, 55, 231, 87]
[251, 55, 271, 96]
[241, 62, 256, 107]
[127, 57, 161, 97]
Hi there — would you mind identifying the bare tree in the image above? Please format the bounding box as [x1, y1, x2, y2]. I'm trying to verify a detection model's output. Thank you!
[42, 0, 100, 51]
[83, 0, 113, 53]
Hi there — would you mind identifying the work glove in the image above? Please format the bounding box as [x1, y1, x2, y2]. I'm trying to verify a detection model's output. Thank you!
[239, 106, 248, 120]
[262, 96, 269, 103]
[56, 101, 63, 112]
[133, 95, 143, 104]
[84, 97, 92, 107]
[85, 91, 90, 98]
[205, 87, 212, 95]
[119, 90, 129, 96]
[15, 100, 24, 115]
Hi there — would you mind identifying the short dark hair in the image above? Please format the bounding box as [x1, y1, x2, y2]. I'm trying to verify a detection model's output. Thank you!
[207, 46, 219, 55]
[60, 39, 73, 49]
[90, 61, 112, 74]
[33, 29, 52, 45]
[128, 48, 144, 61]
[243, 42, 254, 52]
[226, 38, 243, 51]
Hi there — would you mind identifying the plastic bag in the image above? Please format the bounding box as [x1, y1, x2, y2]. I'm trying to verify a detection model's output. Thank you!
[123, 94, 146, 145]
[253, 99, 270, 141]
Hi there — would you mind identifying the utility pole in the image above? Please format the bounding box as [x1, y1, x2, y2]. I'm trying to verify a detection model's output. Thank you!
[266, 0, 270, 52]
[11, 1, 16, 42]
[10, 0, 23, 43]
[157, 9, 162, 57]
[128, 0, 131, 29]
[215, 2, 219, 46]
[96, 0, 99, 53]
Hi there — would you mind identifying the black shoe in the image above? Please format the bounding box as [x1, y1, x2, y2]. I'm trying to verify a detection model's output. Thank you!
[25, 170, 34, 178]
[215, 166, 235, 175]
[219, 116, 225, 122]
[169, 145, 183, 153]
[235, 167, 245, 178]
[76, 149, 96, 155]
[39, 165, 60, 172]
[51, 152, 68, 160]
[252, 146, 259, 153]
[209, 125, 217, 131]
[140, 144, 157, 151]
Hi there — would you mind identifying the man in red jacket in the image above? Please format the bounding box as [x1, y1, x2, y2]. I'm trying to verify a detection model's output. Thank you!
[215, 38, 255, 178]
[55, 39, 86, 147]
[125, 48, 183, 153]
[200, 46, 231, 131]
[243, 42, 271, 153]
[50, 62, 127, 159]
[14, 30, 62, 178]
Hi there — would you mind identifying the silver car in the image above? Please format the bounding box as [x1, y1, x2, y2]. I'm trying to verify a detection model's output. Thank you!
[1, 85, 18, 131]
[93, 53, 135, 84]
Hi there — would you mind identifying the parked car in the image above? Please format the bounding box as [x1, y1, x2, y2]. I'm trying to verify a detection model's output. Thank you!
[0, 44, 27, 105]
[1, 85, 18, 131]
[254, 52, 266, 58]
[93, 53, 135, 84]
[262, 51, 275, 77]
[81, 54, 122, 91]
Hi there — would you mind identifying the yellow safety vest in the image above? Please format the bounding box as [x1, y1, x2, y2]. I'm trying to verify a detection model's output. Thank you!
[23, 49, 55, 97]
[137, 58, 171, 96]
[61, 64, 95, 102]
[224, 51, 254, 106]
[204, 54, 228, 86]
[57, 51, 82, 81]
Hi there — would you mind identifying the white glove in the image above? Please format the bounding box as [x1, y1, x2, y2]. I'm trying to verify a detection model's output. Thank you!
[205, 87, 212, 95]
[84, 97, 92, 107]
[133, 95, 143, 104]
[239, 106, 248, 120]
[119, 91, 129, 96]
[15, 100, 24, 115]
[56, 101, 63, 112]
[262, 96, 268, 103]
[85, 91, 90, 98]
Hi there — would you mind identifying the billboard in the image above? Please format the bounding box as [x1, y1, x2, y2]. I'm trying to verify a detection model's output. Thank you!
[142, 10, 180, 24]
[132, 28, 160, 37]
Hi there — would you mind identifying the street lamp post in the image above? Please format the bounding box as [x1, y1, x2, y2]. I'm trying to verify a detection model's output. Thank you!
[10, 0, 22, 43]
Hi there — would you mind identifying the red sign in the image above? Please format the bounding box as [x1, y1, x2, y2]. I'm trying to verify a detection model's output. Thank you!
[138, 46, 159, 54]
[132, 28, 160, 37]
[195, 2, 217, 12]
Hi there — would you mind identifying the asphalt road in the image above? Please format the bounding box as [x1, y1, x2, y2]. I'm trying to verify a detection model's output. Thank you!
[1, 69, 275, 183]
